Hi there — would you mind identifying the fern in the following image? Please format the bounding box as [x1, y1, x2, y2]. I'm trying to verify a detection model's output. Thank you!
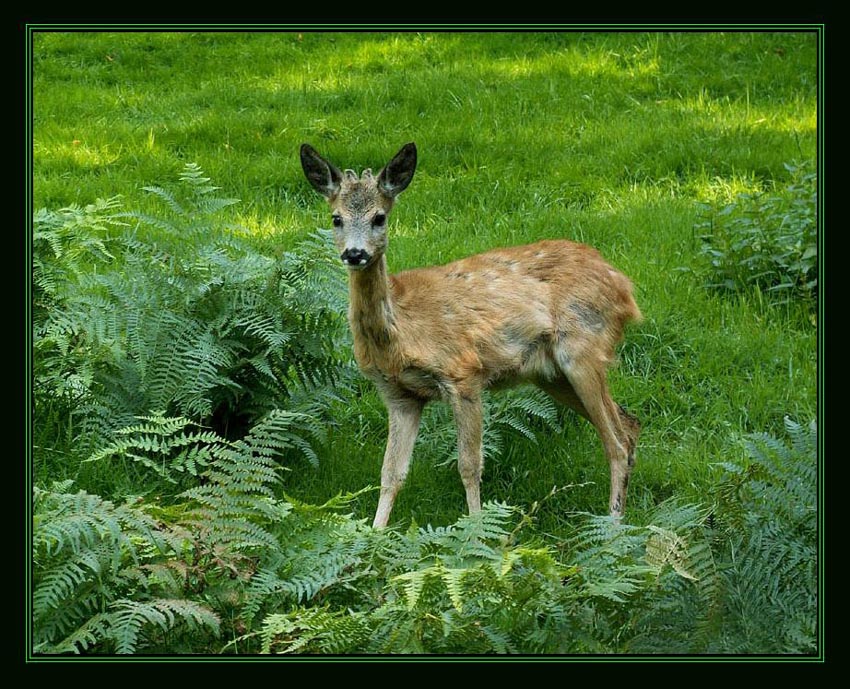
[32, 197, 124, 295]
[34, 165, 349, 459]
[138, 162, 239, 224]
[106, 599, 220, 654]
[39, 419, 815, 655]
[85, 414, 221, 482]
[34, 406, 319, 654]
[624, 418, 817, 654]
[32, 482, 221, 654]
[241, 493, 374, 626]
[367, 508, 575, 653]
[87, 410, 323, 550]
[416, 386, 560, 470]
[570, 501, 719, 654]
[708, 417, 818, 653]
[258, 607, 369, 654]
[251, 502, 547, 654]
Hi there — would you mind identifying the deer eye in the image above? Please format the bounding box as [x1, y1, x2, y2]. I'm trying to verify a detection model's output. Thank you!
[373, 213, 386, 227]
[332, 215, 343, 228]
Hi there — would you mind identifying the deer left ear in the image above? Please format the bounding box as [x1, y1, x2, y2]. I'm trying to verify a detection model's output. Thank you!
[300, 143, 343, 199]
[377, 142, 417, 198]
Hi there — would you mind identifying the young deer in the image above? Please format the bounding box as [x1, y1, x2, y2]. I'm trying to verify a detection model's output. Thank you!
[300, 142, 642, 528]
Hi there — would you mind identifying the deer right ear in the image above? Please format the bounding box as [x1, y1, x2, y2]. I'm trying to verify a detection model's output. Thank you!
[300, 143, 343, 199]
[377, 142, 417, 198]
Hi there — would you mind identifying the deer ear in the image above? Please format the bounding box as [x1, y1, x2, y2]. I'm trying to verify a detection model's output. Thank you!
[300, 143, 343, 198]
[377, 142, 417, 198]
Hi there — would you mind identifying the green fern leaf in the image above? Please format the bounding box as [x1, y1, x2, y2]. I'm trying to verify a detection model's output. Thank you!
[108, 598, 219, 654]
[394, 569, 430, 611]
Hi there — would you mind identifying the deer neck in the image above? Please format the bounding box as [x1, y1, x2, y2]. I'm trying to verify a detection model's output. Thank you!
[348, 255, 398, 364]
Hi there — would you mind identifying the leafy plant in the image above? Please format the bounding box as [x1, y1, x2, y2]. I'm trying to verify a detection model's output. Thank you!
[32, 480, 221, 654]
[708, 417, 818, 653]
[33, 164, 350, 458]
[624, 417, 818, 654]
[252, 501, 715, 654]
[34, 417, 817, 655]
[693, 162, 817, 303]
[34, 406, 332, 654]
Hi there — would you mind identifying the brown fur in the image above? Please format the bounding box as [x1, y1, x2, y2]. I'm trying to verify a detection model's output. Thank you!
[300, 142, 642, 527]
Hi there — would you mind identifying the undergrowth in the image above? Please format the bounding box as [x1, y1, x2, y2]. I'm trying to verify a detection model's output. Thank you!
[31, 164, 818, 656]
[33, 164, 350, 474]
[34, 402, 818, 653]
[693, 162, 817, 305]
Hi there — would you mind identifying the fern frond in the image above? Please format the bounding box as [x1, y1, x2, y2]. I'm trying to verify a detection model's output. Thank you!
[141, 186, 187, 216]
[32, 482, 197, 654]
[108, 598, 220, 654]
[241, 496, 373, 624]
[423, 387, 560, 468]
[393, 568, 431, 611]
[259, 607, 368, 654]
[174, 414, 298, 551]
[33, 485, 158, 558]
[440, 566, 469, 612]
[196, 196, 241, 214]
[708, 418, 817, 653]
[119, 211, 180, 234]
[42, 613, 112, 655]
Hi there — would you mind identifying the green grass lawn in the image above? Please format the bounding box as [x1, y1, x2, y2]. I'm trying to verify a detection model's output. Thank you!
[32, 30, 817, 535]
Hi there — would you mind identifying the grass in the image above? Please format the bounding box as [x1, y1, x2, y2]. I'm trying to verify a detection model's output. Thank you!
[32, 30, 818, 535]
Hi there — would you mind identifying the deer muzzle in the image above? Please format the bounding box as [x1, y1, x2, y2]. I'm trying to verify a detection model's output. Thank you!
[341, 247, 372, 269]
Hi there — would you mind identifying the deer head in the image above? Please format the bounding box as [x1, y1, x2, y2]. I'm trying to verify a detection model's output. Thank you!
[300, 142, 417, 270]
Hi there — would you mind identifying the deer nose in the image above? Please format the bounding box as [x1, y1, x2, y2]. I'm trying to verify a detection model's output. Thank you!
[341, 248, 371, 267]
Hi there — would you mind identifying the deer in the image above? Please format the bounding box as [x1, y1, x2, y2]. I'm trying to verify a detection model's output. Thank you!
[300, 142, 643, 528]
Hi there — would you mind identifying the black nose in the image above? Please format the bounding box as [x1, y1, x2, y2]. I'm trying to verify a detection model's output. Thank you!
[341, 248, 371, 266]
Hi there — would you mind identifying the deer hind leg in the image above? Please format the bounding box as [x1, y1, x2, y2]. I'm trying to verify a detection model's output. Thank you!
[539, 377, 592, 421]
[451, 394, 484, 515]
[373, 398, 424, 528]
[616, 402, 641, 474]
[551, 348, 640, 519]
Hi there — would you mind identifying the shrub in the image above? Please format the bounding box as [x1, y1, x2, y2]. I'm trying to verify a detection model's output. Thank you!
[32, 164, 350, 457]
[694, 162, 817, 304]
[625, 417, 818, 654]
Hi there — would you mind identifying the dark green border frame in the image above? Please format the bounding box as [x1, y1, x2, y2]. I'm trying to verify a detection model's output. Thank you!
[23, 22, 825, 664]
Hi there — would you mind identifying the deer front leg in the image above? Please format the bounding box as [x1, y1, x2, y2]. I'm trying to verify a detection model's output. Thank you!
[451, 395, 484, 515]
[373, 398, 424, 528]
